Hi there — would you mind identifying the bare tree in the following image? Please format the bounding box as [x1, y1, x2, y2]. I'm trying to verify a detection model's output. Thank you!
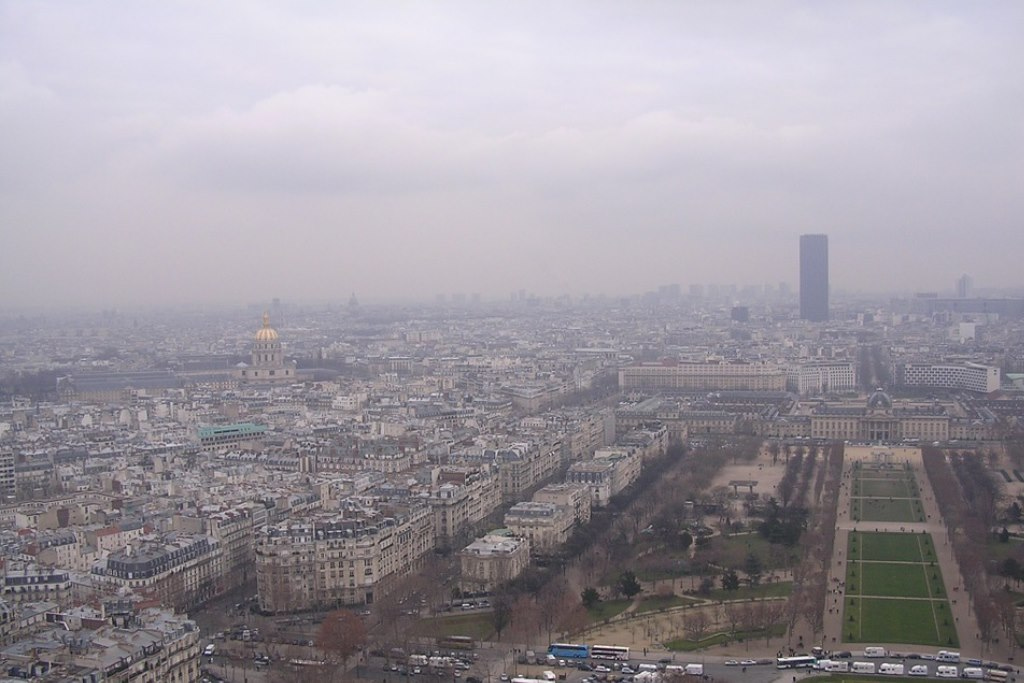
[683, 608, 712, 642]
[315, 609, 367, 682]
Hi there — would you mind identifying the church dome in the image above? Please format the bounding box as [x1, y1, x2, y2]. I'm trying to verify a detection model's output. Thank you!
[866, 388, 893, 410]
[254, 312, 279, 342]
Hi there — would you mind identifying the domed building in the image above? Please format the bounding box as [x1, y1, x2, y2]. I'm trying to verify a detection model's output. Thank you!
[238, 313, 296, 383]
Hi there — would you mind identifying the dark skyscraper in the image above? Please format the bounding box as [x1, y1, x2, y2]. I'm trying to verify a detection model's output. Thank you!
[799, 234, 829, 321]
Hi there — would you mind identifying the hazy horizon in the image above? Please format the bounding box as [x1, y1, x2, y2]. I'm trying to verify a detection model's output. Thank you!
[2, 2, 1022, 309]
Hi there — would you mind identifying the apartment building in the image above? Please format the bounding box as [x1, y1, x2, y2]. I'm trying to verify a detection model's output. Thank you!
[533, 483, 592, 525]
[787, 361, 857, 395]
[428, 466, 502, 545]
[619, 360, 787, 392]
[503, 502, 574, 554]
[458, 531, 530, 594]
[894, 362, 1000, 394]
[91, 535, 223, 612]
[255, 504, 435, 613]
[1, 563, 72, 607]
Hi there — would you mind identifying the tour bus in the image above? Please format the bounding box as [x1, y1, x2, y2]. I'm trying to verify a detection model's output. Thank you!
[437, 635, 475, 651]
[938, 651, 962, 663]
[590, 644, 630, 661]
[937, 665, 960, 678]
[852, 662, 877, 674]
[777, 656, 818, 669]
[864, 647, 888, 658]
[547, 643, 589, 659]
[880, 663, 906, 675]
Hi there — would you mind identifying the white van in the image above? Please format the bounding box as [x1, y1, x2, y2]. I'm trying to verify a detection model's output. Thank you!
[685, 664, 704, 675]
[937, 665, 960, 678]
[664, 665, 685, 675]
[963, 668, 986, 679]
[938, 651, 962, 663]
[909, 665, 929, 676]
[826, 661, 850, 672]
[864, 647, 888, 658]
[880, 663, 906, 675]
[637, 664, 658, 673]
[203, 644, 216, 657]
[852, 662, 877, 674]
[541, 672, 557, 682]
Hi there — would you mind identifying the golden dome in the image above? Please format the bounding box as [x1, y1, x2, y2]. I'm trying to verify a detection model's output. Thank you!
[254, 312, 279, 341]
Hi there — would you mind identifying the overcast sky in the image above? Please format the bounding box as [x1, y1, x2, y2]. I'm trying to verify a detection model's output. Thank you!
[2, 2, 1022, 309]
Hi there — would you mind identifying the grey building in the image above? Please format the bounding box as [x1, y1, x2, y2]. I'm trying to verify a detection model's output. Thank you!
[799, 233, 829, 322]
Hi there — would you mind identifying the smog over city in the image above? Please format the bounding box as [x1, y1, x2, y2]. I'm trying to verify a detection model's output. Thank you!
[5, 5, 1024, 683]
[2, 2, 1023, 311]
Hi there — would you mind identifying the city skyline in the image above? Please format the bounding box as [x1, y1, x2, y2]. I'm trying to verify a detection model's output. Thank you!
[2, 2, 1023, 309]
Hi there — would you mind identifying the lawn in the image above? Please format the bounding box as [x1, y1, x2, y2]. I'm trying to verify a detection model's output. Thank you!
[633, 594, 702, 614]
[706, 581, 792, 601]
[986, 537, 1024, 562]
[409, 612, 495, 641]
[859, 478, 918, 499]
[849, 532, 934, 563]
[586, 599, 632, 623]
[664, 624, 787, 651]
[847, 562, 933, 598]
[844, 597, 958, 647]
[851, 497, 921, 523]
[710, 533, 801, 570]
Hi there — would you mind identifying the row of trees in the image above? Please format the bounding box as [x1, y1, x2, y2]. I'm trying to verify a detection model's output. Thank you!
[922, 447, 1017, 653]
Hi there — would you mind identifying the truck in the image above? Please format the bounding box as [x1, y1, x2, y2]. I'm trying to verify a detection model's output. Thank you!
[685, 664, 704, 675]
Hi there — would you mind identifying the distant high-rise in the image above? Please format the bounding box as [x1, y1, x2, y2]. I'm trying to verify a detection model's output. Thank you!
[956, 274, 972, 299]
[799, 234, 829, 322]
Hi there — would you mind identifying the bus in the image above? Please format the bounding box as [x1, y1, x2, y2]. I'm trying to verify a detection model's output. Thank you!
[777, 656, 818, 669]
[547, 643, 590, 659]
[437, 635, 475, 650]
[590, 644, 630, 661]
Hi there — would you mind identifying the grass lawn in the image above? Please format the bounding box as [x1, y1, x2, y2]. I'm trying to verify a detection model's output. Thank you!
[664, 624, 786, 651]
[848, 562, 932, 598]
[586, 599, 632, 623]
[710, 534, 801, 570]
[633, 594, 702, 614]
[843, 597, 958, 647]
[706, 581, 792, 601]
[851, 497, 921, 523]
[859, 478, 918, 499]
[409, 612, 495, 641]
[849, 532, 935, 563]
[635, 567, 690, 583]
[986, 537, 1024, 562]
